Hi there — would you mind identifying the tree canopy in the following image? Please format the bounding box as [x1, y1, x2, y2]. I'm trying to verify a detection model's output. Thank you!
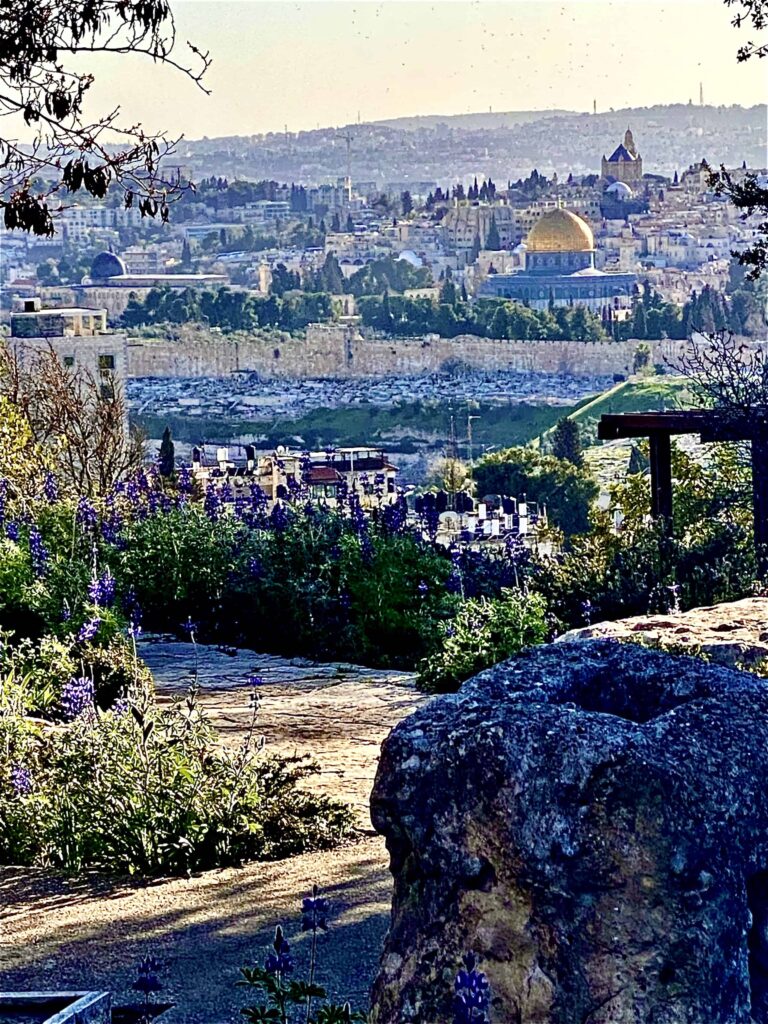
[474, 447, 598, 538]
[1, 0, 210, 235]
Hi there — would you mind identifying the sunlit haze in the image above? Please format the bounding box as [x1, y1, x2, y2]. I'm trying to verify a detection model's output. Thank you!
[75, 0, 766, 141]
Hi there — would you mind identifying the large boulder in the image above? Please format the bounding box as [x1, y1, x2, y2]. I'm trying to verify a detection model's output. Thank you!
[369, 640, 768, 1024]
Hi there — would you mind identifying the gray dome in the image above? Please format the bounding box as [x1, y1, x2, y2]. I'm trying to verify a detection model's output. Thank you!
[606, 180, 634, 199]
[90, 251, 127, 280]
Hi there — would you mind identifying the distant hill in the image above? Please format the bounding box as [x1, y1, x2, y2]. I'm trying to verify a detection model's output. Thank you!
[373, 109, 576, 131]
[180, 103, 767, 186]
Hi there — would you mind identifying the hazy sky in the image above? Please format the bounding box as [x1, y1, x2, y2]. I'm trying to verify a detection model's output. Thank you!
[75, 0, 765, 140]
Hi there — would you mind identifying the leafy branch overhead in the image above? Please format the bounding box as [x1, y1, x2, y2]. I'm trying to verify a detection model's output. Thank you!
[725, 0, 768, 60]
[0, 0, 211, 234]
[712, 0, 768, 278]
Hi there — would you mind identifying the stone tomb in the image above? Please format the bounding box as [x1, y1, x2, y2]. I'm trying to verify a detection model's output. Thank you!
[370, 640, 768, 1023]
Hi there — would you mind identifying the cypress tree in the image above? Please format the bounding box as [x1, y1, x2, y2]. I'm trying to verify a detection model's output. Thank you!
[486, 214, 501, 251]
[159, 426, 175, 477]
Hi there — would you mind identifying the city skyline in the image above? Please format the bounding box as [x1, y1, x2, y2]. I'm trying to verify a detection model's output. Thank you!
[68, 0, 765, 143]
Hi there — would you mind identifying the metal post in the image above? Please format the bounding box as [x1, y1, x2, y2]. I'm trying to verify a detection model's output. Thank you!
[649, 431, 673, 528]
[752, 436, 768, 578]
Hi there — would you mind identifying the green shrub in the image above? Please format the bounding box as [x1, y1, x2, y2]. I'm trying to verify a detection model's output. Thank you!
[0, 685, 354, 875]
[418, 589, 549, 693]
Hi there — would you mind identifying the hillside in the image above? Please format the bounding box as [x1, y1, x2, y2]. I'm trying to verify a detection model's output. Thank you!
[179, 104, 766, 185]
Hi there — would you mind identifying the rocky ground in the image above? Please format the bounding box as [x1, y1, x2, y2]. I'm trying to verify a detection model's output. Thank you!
[127, 368, 613, 421]
[0, 641, 430, 1023]
[560, 596, 768, 670]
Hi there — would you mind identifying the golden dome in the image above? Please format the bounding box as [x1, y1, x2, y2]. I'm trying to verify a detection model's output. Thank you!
[526, 208, 594, 253]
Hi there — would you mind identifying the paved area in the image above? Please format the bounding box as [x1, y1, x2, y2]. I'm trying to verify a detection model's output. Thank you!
[0, 642, 430, 1022]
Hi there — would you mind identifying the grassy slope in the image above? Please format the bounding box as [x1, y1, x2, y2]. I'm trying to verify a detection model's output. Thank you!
[135, 400, 569, 452]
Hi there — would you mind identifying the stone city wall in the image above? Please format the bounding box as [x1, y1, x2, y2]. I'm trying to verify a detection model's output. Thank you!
[126, 324, 689, 380]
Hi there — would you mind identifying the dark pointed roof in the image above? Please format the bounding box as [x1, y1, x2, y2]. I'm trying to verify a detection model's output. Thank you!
[607, 144, 638, 163]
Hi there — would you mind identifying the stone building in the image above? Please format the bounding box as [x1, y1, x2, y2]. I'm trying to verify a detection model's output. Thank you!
[9, 298, 128, 393]
[601, 127, 644, 187]
[192, 444, 399, 509]
[72, 251, 227, 320]
[478, 207, 636, 315]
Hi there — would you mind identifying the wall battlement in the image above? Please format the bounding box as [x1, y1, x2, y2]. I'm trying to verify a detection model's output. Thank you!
[125, 324, 689, 381]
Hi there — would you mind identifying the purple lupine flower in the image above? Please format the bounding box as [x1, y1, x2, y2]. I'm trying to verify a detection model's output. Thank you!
[233, 494, 248, 521]
[248, 557, 263, 579]
[5, 521, 19, 542]
[178, 464, 194, 495]
[112, 697, 130, 716]
[247, 674, 265, 687]
[76, 497, 98, 533]
[122, 587, 142, 626]
[181, 617, 198, 638]
[417, 579, 429, 597]
[270, 502, 290, 532]
[348, 494, 366, 535]
[61, 601, 72, 622]
[220, 481, 234, 504]
[88, 569, 116, 607]
[265, 927, 293, 976]
[360, 532, 374, 565]
[135, 469, 151, 494]
[43, 471, 58, 503]
[28, 526, 48, 577]
[301, 886, 329, 932]
[446, 571, 462, 594]
[125, 478, 141, 508]
[250, 484, 268, 510]
[61, 676, 95, 719]
[127, 621, 142, 640]
[76, 618, 101, 644]
[204, 482, 221, 520]
[581, 599, 593, 625]
[0, 478, 7, 526]
[10, 763, 33, 796]
[453, 952, 490, 1024]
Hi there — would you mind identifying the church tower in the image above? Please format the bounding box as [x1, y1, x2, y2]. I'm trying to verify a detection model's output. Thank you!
[601, 127, 643, 186]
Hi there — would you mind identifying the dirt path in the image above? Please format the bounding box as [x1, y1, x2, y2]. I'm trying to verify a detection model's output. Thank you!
[0, 640, 429, 1023]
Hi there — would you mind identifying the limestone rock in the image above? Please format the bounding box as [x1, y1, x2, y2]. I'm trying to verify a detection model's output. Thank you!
[558, 596, 768, 670]
[369, 640, 768, 1023]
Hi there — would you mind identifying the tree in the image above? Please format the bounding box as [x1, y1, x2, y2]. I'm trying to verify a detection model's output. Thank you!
[158, 425, 175, 477]
[551, 418, 583, 467]
[180, 239, 192, 269]
[0, 344, 143, 496]
[429, 456, 469, 498]
[345, 214, 355, 233]
[704, 1, 768, 277]
[401, 190, 413, 216]
[486, 215, 502, 251]
[474, 447, 598, 537]
[0, 0, 210, 235]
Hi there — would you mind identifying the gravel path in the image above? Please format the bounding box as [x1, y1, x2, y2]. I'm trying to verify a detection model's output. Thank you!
[0, 640, 429, 1022]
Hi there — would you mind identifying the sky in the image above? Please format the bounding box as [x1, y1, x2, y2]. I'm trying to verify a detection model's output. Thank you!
[73, 0, 766, 140]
